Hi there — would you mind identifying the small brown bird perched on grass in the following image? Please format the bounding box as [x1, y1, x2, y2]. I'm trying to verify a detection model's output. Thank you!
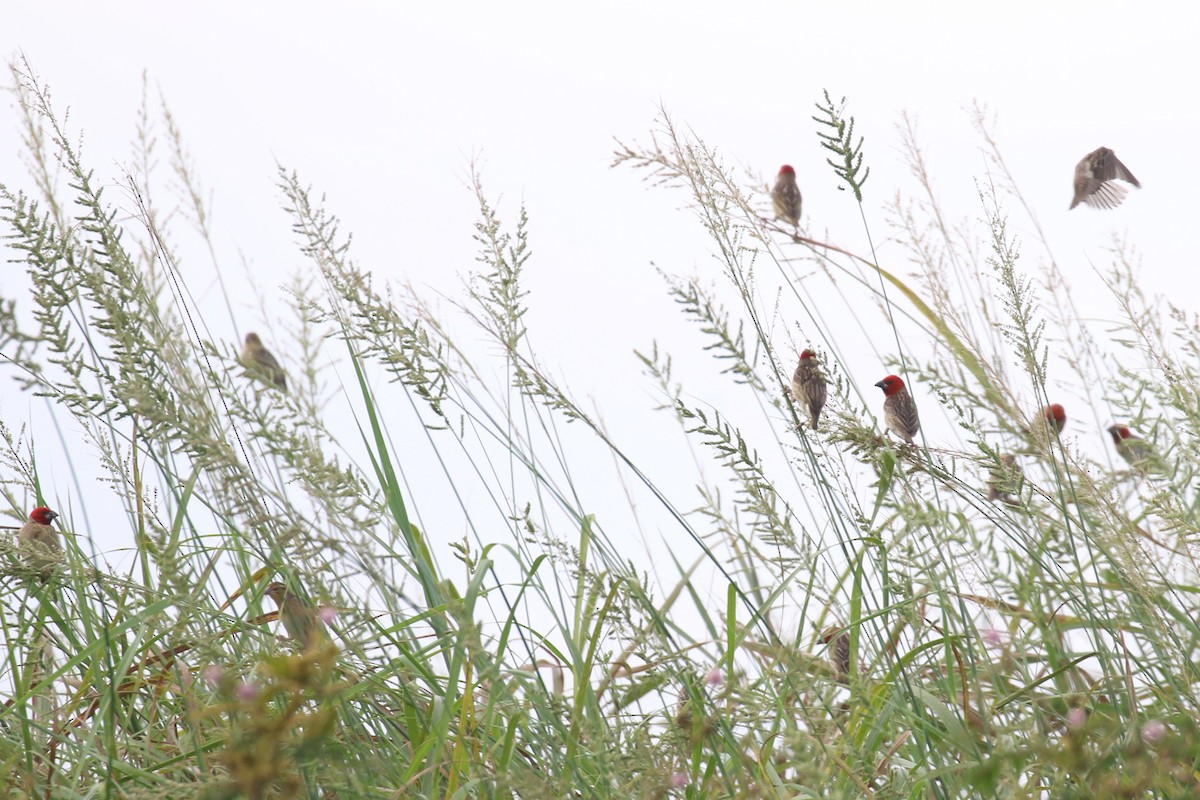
[986, 454, 1024, 503]
[875, 375, 919, 444]
[241, 332, 287, 391]
[819, 626, 850, 685]
[17, 506, 61, 570]
[1028, 403, 1067, 452]
[791, 349, 827, 431]
[264, 582, 328, 647]
[1107, 424, 1162, 474]
[771, 164, 803, 230]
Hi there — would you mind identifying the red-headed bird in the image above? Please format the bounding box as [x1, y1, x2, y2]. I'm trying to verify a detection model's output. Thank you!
[791, 349, 827, 431]
[18, 506, 61, 570]
[875, 375, 919, 444]
[1107, 424, 1160, 472]
[771, 165, 802, 229]
[1070, 147, 1140, 210]
[1029, 403, 1067, 451]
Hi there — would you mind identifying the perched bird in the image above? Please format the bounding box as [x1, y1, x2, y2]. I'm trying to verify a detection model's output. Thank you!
[819, 626, 851, 685]
[875, 375, 920, 444]
[1070, 147, 1140, 210]
[791, 349, 828, 431]
[986, 453, 1024, 503]
[17, 506, 61, 570]
[771, 165, 803, 229]
[241, 332, 287, 391]
[264, 582, 327, 647]
[1028, 403, 1067, 451]
[1107, 424, 1160, 472]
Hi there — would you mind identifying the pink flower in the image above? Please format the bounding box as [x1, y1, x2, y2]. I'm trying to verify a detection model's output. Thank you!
[1067, 708, 1087, 730]
[318, 606, 338, 625]
[1141, 720, 1167, 744]
[981, 628, 1009, 648]
[235, 681, 260, 702]
[706, 668, 724, 686]
[669, 772, 689, 789]
[202, 665, 224, 686]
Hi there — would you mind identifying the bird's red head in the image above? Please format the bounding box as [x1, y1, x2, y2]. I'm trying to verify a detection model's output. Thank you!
[875, 375, 905, 396]
[29, 506, 58, 525]
[800, 349, 817, 360]
[1107, 424, 1132, 442]
[778, 164, 796, 176]
[1045, 404, 1067, 431]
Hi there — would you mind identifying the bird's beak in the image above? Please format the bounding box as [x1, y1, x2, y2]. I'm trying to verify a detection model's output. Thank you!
[874, 380, 886, 389]
[48, 511, 59, 523]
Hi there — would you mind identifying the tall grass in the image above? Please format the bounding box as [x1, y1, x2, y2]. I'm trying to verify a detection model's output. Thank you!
[2, 62, 1199, 799]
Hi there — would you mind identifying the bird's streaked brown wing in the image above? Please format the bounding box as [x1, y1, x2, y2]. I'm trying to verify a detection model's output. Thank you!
[1088, 147, 1140, 187]
[1071, 148, 1140, 209]
[1081, 180, 1129, 210]
[884, 393, 920, 440]
[255, 348, 282, 373]
[771, 178, 802, 227]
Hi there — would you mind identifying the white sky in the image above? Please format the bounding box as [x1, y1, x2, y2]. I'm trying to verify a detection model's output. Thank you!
[2, 2, 1197, 616]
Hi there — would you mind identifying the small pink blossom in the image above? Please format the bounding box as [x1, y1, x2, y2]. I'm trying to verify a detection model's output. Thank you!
[235, 681, 260, 702]
[981, 628, 1009, 648]
[669, 772, 689, 789]
[318, 606, 338, 625]
[202, 665, 224, 686]
[1141, 720, 1167, 744]
[706, 668, 724, 686]
[1067, 708, 1087, 730]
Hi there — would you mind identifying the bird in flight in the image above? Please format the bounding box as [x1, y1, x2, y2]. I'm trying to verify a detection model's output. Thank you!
[1070, 147, 1140, 210]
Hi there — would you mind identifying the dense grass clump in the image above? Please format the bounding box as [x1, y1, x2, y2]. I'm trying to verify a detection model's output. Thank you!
[2, 65, 1199, 799]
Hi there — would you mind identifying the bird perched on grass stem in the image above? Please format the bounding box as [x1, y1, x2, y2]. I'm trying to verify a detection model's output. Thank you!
[820, 626, 851, 685]
[1070, 147, 1140, 210]
[791, 349, 827, 431]
[771, 165, 802, 230]
[986, 454, 1024, 503]
[875, 375, 919, 444]
[18, 506, 61, 570]
[264, 582, 328, 648]
[241, 332, 287, 391]
[1028, 404, 1067, 452]
[1107, 424, 1161, 473]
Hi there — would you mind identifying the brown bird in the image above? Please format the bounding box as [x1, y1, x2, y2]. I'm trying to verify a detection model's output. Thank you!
[1028, 403, 1067, 452]
[821, 627, 851, 685]
[791, 349, 828, 431]
[241, 332, 287, 391]
[264, 582, 327, 647]
[17, 506, 61, 570]
[1107, 424, 1162, 473]
[771, 165, 803, 229]
[986, 453, 1024, 503]
[1070, 147, 1140, 210]
[875, 375, 919, 444]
